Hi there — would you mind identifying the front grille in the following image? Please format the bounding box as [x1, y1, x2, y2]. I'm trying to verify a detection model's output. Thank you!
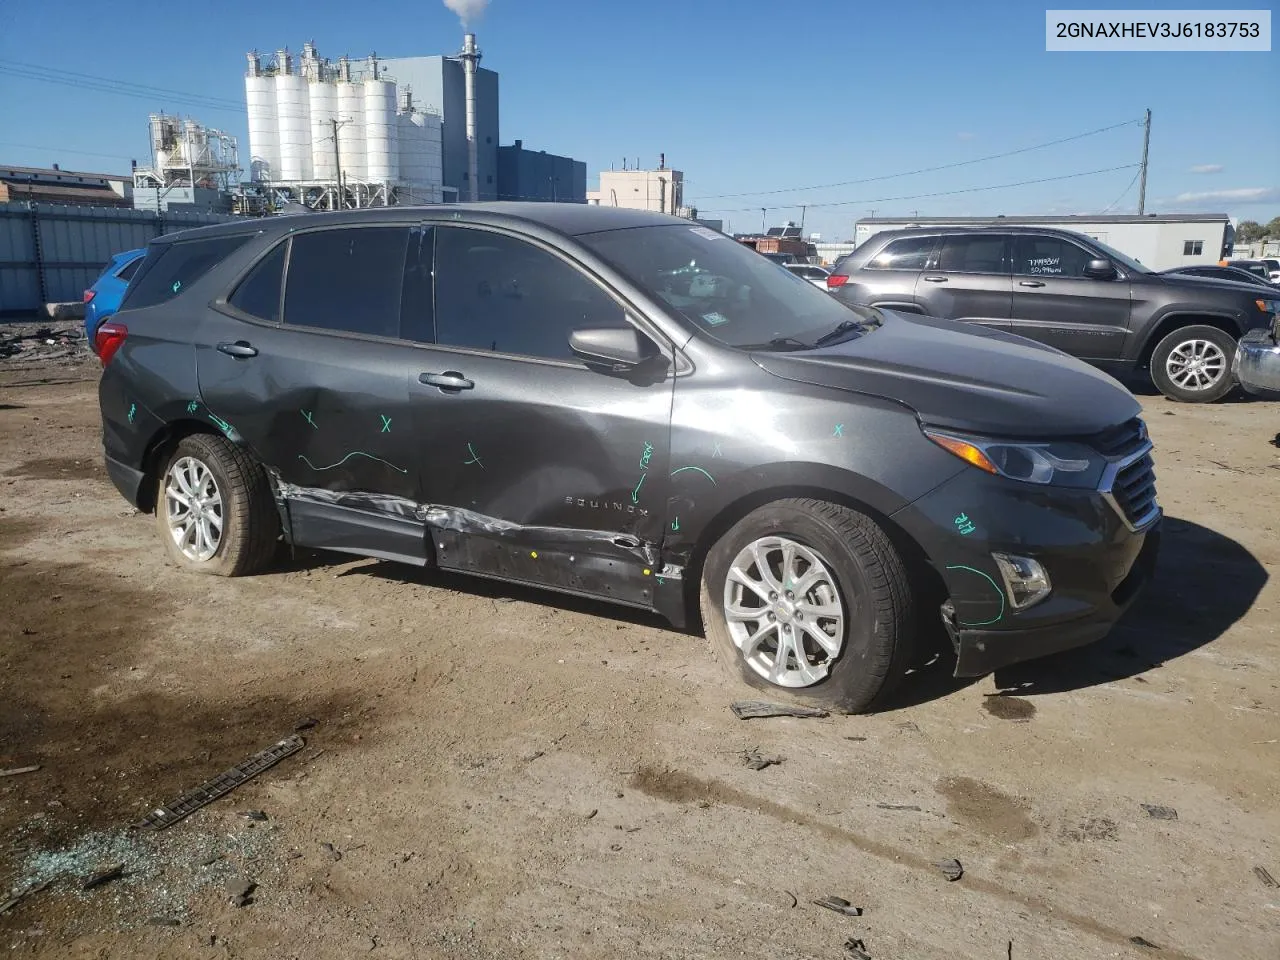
[1108, 452, 1160, 530]
[1090, 416, 1148, 460]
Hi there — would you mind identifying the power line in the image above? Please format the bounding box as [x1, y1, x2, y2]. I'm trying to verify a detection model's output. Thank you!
[699, 164, 1142, 214]
[1101, 168, 1143, 213]
[0, 142, 138, 162]
[693, 118, 1145, 202]
[0, 67, 243, 114]
[0, 59, 245, 108]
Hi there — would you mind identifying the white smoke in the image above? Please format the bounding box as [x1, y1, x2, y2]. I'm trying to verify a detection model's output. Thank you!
[443, 0, 489, 26]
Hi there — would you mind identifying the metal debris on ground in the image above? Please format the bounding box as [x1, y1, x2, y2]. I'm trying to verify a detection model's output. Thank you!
[81, 862, 125, 890]
[783, 890, 797, 908]
[0, 765, 41, 778]
[813, 895, 863, 917]
[0, 877, 56, 915]
[1129, 935, 1159, 949]
[876, 804, 922, 811]
[134, 735, 305, 831]
[936, 858, 964, 881]
[1254, 865, 1278, 888]
[730, 700, 829, 720]
[239, 810, 269, 822]
[1140, 804, 1178, 821]
[843, 936, 872, 959]
[147, 916, 182, 927]
[740, 748, 784, 770]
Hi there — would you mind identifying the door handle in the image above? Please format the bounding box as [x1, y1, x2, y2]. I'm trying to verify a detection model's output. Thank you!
[419, 371, 474, 391]
[216, 340, 258, 359]
[1019, 280, 1046, 288]
[922, 276, 948, 283]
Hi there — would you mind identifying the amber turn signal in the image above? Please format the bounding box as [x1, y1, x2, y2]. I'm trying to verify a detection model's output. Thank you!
[923, 430, 999, 475]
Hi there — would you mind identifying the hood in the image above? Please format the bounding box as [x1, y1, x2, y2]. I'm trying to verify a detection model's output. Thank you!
[1154, 272, 1274, 294]
[753, 312, 1140, 437]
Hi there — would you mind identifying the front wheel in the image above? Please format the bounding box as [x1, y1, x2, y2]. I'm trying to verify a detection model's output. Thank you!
[1149, 325, 1237, 403]
[699, 498, 915, 714]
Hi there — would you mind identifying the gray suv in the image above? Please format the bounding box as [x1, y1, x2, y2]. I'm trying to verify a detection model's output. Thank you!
[829, 227, 1280, 402]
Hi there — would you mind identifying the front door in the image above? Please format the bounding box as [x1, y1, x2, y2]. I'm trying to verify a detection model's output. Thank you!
[916, 233, 1013, 330]
[405, 224, 677, 607]
[196, 224, 426, 564]
[1008, 234, 1132, 359]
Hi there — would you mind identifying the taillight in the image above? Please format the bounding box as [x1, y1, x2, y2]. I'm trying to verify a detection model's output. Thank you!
[83, 289, 96, 303]
[826, 274, 849, 290]
[95, 322, 127, 365]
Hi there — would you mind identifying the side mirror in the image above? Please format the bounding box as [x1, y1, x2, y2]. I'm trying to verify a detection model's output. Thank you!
[569, 327, 655, 370]
[1084, 258, 1117, 280]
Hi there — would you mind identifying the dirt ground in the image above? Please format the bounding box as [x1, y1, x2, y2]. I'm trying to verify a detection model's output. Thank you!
[2, 352, 1278, 960]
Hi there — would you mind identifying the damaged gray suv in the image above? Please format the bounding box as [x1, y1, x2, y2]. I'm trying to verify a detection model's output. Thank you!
[98, 205, 1159, 713]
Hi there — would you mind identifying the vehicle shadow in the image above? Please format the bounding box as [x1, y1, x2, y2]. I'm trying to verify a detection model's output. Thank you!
[883, 515, 1267, 708]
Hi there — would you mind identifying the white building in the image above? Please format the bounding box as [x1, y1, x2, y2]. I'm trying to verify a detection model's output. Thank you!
[588, 167, 684, 214]
[852, 214, 1233, 271]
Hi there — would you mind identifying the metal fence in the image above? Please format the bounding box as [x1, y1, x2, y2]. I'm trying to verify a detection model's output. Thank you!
[0, 202, 238, 317]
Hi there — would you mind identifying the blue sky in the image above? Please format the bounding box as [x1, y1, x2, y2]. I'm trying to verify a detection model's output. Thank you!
[1, 0, 1276, 240]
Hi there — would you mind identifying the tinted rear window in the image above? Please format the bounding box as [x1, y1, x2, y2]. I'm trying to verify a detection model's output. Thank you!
[864, 236, 936, 270]
[123, 235, 250, 309]
[116, 257, 141, 282]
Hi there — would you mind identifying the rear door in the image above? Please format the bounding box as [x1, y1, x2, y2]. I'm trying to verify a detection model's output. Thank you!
[196, 224, 427, 564]
[1008, 234, 1132, 359]
[404, 223, 677, 606]
[843, 235, 936, 311]
[915, 233, 1013, 330]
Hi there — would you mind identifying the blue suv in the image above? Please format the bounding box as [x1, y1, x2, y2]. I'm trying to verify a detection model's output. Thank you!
[84, 248, 146, 347]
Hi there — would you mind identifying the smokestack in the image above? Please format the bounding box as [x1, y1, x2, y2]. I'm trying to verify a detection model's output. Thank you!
[460, 32, 480, 201]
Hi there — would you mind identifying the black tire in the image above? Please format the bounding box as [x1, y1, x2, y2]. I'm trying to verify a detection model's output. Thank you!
[154, 433, 278, 576]
[700, 498, 915, 714]
[1149, 325, 1238, 403]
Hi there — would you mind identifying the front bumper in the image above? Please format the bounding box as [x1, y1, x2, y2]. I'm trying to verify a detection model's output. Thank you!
[891, 463, 1160, 678]
[1233, 328, 1280, 395]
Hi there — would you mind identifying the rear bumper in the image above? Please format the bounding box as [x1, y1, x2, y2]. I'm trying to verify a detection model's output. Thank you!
[105, 454, 147, 508]
[1234, 328, 1280, 395]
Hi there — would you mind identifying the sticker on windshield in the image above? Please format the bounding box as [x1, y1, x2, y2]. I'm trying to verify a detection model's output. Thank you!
[702, 311, 730, 326]
[689, 226, 725, 241]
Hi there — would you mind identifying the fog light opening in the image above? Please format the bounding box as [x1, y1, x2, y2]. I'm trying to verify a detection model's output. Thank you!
[991, 553, 1052, 611]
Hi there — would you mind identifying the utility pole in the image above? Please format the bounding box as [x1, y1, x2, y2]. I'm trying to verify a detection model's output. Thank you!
[330, 118, 344, 211]
[761, 207, 767, 233]
[1137, 108, 1151, 216]
[799, 205, 806, 234]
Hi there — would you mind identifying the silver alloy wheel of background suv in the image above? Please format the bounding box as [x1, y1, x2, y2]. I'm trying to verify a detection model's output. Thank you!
[164, 455, 224, 562]
[722, 535, 846, 687]
[1164, 338, 1228, 392]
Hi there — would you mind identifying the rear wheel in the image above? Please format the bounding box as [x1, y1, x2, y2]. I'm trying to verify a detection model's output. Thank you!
[700, 498, 915, 714]
[1149, 325, 1237, 403]
[155, 433, 278, 576]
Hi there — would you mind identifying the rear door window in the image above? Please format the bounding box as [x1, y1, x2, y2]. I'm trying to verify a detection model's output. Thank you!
[282, 227, 410, 338]
[123, 235, 250, 309]
[228, 242, 287, 323]
[433, 226, 628, 360]
[865, 235, 937, 270]
[1011, 236, 1092, 278]
[936, 234, 1009, 274]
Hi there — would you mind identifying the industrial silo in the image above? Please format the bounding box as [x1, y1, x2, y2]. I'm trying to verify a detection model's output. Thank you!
[244, 52, 279, 181]
[363, 59, 399, 183]
[274, 50, 313, 181]
[336, 57, 367, 182]
[309, 72, 338, 181]
[397, 91, 442, 201]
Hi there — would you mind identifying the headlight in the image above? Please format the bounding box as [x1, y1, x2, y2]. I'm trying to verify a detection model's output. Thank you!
[1256, 299, 1280, 316]
[923, 428, 1105, 488]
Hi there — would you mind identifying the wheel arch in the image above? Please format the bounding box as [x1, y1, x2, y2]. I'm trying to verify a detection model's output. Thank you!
[677, 483, 943, 630]
[135, 419, 225, 512]
[1136, 312, 1243, 368]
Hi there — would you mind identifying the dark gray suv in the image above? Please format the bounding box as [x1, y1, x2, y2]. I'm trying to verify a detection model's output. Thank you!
[829, 227, 1280, 402]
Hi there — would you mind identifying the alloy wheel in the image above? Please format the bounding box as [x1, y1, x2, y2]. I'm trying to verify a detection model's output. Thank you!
[164, 456, 224, 562]
[722, 535, 846, 688]
[1165, 339, 1227, 391]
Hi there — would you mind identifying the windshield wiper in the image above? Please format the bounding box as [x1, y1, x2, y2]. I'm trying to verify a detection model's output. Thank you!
[737, 336, 812, 351]
[811, 319, 865, 347]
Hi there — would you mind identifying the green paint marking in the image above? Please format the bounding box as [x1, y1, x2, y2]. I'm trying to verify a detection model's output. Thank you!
[670, 465, 717, 486]
[380, 415, 392, 433]
[712, 443, 723, 458]
[671, 516, 680, 532]
[298, 452, 408, 474]
[463, 443, 484, 469]
[833, 423, 844, 438]
[631, 473, 646, 503]
[655, 576, 666, 585]
[207, 412, 232, 435]
[639, 441, 654, 470]
[301, 410, 317, 429]
[945, 564, 1005, 626]
[127, 403, 136, 424]
[954, 512, 976, 535]
[186, 400, 198, 414]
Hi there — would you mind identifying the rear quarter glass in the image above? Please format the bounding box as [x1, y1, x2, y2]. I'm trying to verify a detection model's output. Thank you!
[122, 235, 250, 310]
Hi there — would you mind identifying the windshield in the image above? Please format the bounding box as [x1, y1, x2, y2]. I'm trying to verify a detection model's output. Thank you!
[580, 224, 879, 349]
[1090, 237, 1152, 274]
